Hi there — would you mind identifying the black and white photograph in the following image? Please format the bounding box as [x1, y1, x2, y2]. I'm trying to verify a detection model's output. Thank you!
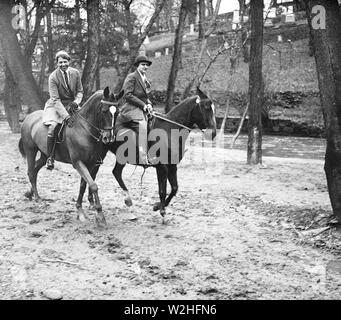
[0, 0, 341, 304]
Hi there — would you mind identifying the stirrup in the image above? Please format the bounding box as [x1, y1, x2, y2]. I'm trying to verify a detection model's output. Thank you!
[46, 157, 54, 170]
[147, 156, 158, 166]
[64, 115, 74, 128]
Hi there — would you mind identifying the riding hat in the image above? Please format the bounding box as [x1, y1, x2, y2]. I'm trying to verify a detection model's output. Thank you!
[134, 55, 152, 67]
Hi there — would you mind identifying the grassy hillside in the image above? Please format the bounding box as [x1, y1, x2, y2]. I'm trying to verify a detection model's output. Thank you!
[0, 34, 322, 126]
[102, 38, 318, 93]
[100, 37, 322, 125]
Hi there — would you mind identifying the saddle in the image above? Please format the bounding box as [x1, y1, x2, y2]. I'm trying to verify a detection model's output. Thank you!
[113, 111, 155, 141]
[55, 107, 78, 143]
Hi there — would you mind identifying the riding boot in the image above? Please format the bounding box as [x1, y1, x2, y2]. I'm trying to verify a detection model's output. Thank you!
[135, 120, 148, 165]
[46, 135, 55, 170]
[63, 115, 73, 127]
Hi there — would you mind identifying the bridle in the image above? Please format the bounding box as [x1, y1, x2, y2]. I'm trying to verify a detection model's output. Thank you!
[196, 96, 212, 129]
[153, 95, 212, 133]
[74, 99, 117, 142]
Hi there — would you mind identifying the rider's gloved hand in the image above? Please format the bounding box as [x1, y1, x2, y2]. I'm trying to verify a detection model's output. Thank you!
[144, 103, 153, 113]
[67, 101, 79, 113]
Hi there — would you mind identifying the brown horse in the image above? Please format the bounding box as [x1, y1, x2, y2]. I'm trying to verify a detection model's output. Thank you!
[80, 87, 217, 220]
[18, 87, 122, 227]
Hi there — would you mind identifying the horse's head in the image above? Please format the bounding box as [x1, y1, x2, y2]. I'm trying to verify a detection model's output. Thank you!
[191, 87, 217, 139]
[98, 87, 124, 144]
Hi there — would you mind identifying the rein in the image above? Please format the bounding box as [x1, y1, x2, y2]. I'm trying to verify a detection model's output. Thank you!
[153, 113, 192, 131]
[152, 96, 208, 133]
[72, 100, 116, 142]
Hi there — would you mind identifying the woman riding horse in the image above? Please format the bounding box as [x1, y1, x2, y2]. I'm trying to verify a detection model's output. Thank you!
[18, 87, 123, 228]
[79, 87, 217, 221]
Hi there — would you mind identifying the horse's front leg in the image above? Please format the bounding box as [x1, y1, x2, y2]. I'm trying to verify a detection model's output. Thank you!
[87, 149, 108, 209]
[87, 165, 101, 210]
[76, 178, 90, 222]
[73, 160, 106, 228]
[155, 165, 168, 220]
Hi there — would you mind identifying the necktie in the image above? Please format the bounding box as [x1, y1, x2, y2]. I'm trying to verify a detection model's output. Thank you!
[63, 71, 71, 92]
[145, 79, 151, 93]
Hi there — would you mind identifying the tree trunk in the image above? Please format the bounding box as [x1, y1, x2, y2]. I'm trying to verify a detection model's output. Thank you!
[96, 65, 100, 90]
[82, 0, 100, 101]
[165, 0, 189, 112]
[247, 0, 263, 165]
[75, 0, 84, 68]
[155, 16, 160, 33]
[198, 0, 205, 40]
[4, 64, 21, 133]
[238, 0, 249, 62]
[46, 10, 54, 72]
[39, 36, 48, 92]
[181, 0, 221, 100]
[24, 1, 55, 73]
[0, 1, 43, 111]
[188, 0, 197, 25]
[304, 0, 341, 222]
[206, 0, 213, 18]
[164, 0, 174, 32]
[113, 0, 167, 93]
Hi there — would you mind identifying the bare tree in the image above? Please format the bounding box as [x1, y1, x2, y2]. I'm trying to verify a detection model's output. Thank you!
[75, 0, 85, 68]
[198, 0, 205, 40]
[0, 0, 43, 112]
[46, 10, 54, 72]
[165, 0, 190, 112]
[206, 0, 213, 18]
[247, 0, 264, 165]
[238, 0, 250, 62]
[1, 0, 56, 133]
[3, 64, 22, 133]
[114, 0, 167, 92]
[181, 0, 221, 100]
[82, 0, 100, 101]
[304, 0, 341, 222]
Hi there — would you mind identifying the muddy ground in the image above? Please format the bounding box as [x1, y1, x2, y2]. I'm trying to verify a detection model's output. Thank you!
[0, 121, 341, 300]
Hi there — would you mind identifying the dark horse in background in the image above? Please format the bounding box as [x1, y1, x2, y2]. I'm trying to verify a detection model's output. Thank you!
[78, 87, 217, 220]
[18, 87, 123, 227]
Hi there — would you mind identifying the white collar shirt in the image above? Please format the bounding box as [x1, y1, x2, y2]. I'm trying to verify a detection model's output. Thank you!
[61, 69, 70, 88]
[137, 69, 147, 83]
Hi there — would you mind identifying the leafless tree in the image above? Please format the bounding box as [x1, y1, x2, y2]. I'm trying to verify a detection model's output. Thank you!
[304, 0, 341, 222]
[165, 0, 190, 112]
[113, 0, 167, 92]
[247, 0, 264, 165]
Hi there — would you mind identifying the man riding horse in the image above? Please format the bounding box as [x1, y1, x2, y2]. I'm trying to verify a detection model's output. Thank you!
[42, 50, 84, 170]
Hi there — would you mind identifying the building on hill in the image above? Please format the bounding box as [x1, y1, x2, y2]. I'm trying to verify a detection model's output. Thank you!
[271, 0, 306, 13]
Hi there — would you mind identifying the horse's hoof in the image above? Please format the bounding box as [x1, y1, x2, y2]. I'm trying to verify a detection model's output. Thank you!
[77, 211, 89, 222]
[24, 191, 33, 200]
[95, 215, 107, 228]
[34, 196, 42, 202]
[124, 197, 133, 207]
[160, 208, 166, 217]
[153, 202, 161, 211]
[89, 203, 96, 211]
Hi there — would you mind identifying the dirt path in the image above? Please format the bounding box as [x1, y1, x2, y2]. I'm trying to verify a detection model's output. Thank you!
[0, 121, 340, 300]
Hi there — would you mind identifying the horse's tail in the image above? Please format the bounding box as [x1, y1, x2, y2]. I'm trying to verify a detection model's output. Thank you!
[18, 138, 26, 158]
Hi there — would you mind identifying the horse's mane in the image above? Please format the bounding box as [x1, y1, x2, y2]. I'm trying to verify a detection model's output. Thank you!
[81, 90, 103, 110]
[166, 96, 197, 117]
